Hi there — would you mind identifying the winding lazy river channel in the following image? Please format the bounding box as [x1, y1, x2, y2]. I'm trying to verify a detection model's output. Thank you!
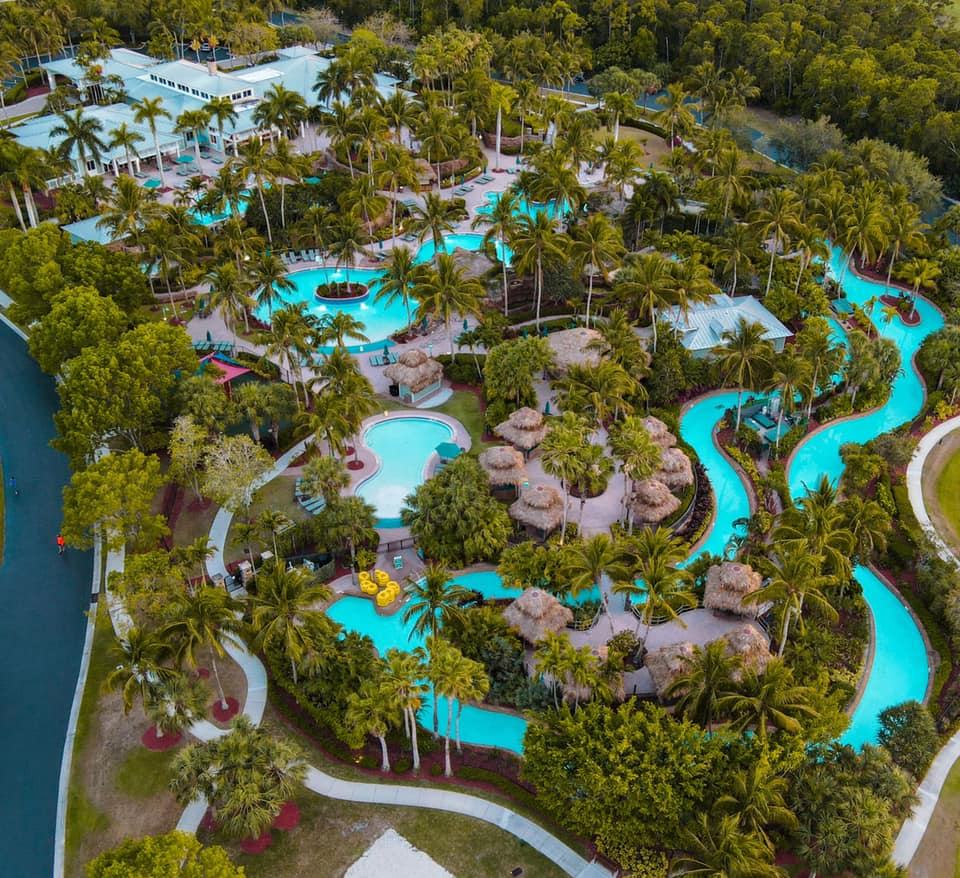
[328, 240, 935, 753]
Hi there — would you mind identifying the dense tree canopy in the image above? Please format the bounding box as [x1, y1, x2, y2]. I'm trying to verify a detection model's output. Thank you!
[84, 830, 243, 878]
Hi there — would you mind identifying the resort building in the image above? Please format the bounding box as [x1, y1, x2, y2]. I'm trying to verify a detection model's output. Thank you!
[662, 293, 792, 358]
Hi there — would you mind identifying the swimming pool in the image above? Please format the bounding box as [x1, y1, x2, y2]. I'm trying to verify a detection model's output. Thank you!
[355, 417, 454, 527]
[475, 191, 562, 221]
[451, 569, 521, 600]
[190, 192, 250, 227]
[413, 233, 512, 265]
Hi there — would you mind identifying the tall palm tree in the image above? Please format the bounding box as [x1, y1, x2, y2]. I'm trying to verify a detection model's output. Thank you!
[247, 562, 331, 684]
[319, 100, 359, 177]
[270, 137, 310, 230]
[663, 638, 742, 730]
[765, 352, 812, 449]
[654, 83, 695, 144]
[613, 252, 676, 352]
[409, 192, 467, 252]
[552, 361, 636, 431]
[540, 412, 589, 541]
[751, 189, 802, 297]
[472, 189, 521, 315]
[715, 758, 798, 851]
[164, 586, 242, 711]
[899, 257, 940, 319]
[609, 416, 662, 532]
[535, 630, 570, 710]
[674, 813, 786, 878]
[254, 83, 307, 139]
[413, 253, 484, 358]
[563, 534, 630, 636]
[300, 455, 350, 505]
[775, 476, 854, 583]
[346, 173, 387, 239]
[346, 678, 401, 772]
[707, 147, 751, 220]
[839, 495, 891, 563]
[103, 626, 178, 716]
[146, 673, 208, 739]
[50, 107, 107, 178]
[402, 565, 472, 643]
[615, 559, 695, 640]
[528, 148, 586, 229]
[251, 252, 295, 320]
[298, 390, 352, 457]
[327, 210, 369, 286]
[570, 214, 625, 326]
[96, 174, 159, 245]
[205, 261, 255, 337]
[510, 210, 567, 332]
[108, 122, 145, 177]
[374, 245, 418, 329]
[712, 317, 775, 429]
[669, 255, 719, 328]
[428, 637, 489, 775]
[374, 144, 419, 239]
[174, 108, 211, 162]
[203, 96, 239, 156]
[260, 301, 315, 408]
[379, 90, 419, 149]
[296, 203, 334, 258]
[315, 312, 369, 349]
[489, 81, 517, 172]
[381, 649, 428, 772]
[417, 102, 459, 193]
[602, 91, 635, 142]
[323, 495, 378, 579]
[795, 316, 844, 418]
[132, 96, 171, 186]
[715, 223, 757, 296]
[233, 138, 276, 243]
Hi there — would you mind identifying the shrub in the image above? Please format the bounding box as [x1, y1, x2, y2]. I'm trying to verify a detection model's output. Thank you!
[392, 757, 413, 774]
[877, 701, 940, 779]
[436, 353, 485, 385]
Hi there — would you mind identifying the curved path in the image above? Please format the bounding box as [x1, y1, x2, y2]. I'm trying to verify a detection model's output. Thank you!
[0, 319, 91, 876]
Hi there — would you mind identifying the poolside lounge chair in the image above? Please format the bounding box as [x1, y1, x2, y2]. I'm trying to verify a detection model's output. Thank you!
[302, 496, 327, 514]
[369, 354, 385, 367]
[461, 184, 475, 192]
[384, 353, 398, 364]
[401, 233, 418, 242]
[211, 157, 224, 165]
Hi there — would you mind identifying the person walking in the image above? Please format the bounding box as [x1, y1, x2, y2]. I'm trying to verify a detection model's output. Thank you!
[56, 534, 65, 555]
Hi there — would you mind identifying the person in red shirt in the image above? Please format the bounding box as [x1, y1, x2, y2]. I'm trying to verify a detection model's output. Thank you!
[56, 534, 65, 555]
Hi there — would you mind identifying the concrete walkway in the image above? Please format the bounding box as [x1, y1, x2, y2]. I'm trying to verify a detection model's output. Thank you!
[893, 417, 960, 867]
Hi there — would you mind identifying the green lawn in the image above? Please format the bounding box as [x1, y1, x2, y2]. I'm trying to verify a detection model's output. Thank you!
[909, 756, 960, 878]
[432, 390, 494, 452]
[935, 448, 960, 546]
[113, 745, 178, 798]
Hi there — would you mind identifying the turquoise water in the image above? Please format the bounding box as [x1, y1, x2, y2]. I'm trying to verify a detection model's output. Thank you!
[190, 192, 250, 227]
[356, 417, 454, 527]
[452, 569, 520, 600]
[413, 233, 512, 265]
[475, 191, 561, 221]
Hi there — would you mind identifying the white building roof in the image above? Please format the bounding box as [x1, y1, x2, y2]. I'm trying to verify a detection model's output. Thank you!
[43, 48, 161, 87]
[663, 293, 792, 352]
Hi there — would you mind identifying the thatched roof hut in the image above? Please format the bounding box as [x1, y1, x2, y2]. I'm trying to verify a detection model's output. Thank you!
[509, 483, 565, 536]
[503, 587, 574, 644]
[478, 445, 528, 488]
[720, 625, 772, 674]
[546, 327, 602, 375]
[703, 562, 762, 616]
[630, 478, 680, 524]
[495, 407, 548, 452]
[656, 447, 694, 493]
[645, 642, 697, 699]
[451, 247, 497, 280]
[641, 416, 677, 449]
[384, 349, 444, 403]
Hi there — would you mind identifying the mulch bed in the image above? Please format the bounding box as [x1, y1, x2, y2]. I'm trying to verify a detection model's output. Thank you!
[141, 727, 183, 751]
[347, 460, 365, 470]
[195, 667, 211, 679]
[879, 294, 921, 325]
[200, 809, 220, 832]
[272, 800, 301, 831]
[212, 697, 241, 722]
[240, 831, 274, 854]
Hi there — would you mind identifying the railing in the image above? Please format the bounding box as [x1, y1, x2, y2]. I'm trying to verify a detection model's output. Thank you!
[629, 599, 700, 626]
[566, 605, 603, 631]
[377, 536, 417, 553]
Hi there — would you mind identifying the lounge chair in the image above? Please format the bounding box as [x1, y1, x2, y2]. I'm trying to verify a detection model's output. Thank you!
[393, 556, 403, 570]
[401, 233, 417, 242]
[385, 353, 398, 364]
[211, 156, 224, 165]
[369, 354, 385, 367]
[461, 184, 475, 192]
[303, 496, 326, 514]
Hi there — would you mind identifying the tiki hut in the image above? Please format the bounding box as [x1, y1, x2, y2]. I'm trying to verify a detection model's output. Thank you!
[383, 349, 444, 404]
[630, 478, 680, 525]
[656, 447, 694, 493]
[503, 587, 574, 644]
[641, 415, 677, 449]
[546, 327, 602, 375]
[451, 247, 497, 280]
[720, 625, 772, 674]
[645, 642, 697, 699]
[495, 407, 549, 454]
[703, 562, 762, 617]
[478, 446, 528, 493]
[509, 483, 565, 538]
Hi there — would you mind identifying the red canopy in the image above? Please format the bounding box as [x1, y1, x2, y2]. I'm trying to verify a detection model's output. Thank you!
[199, 353, 251, 385]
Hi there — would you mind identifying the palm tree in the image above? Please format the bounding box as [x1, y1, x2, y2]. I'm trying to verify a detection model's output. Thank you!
[270, 137, 309, 230]
[674, 813, 786, 878]
[715, 223, 757, 296]
[837, 194, 886, 286]
[300, 455, 350, 504]
[609, 416, 662, 532]
[402, 565, 472, 643]
[563, 534, 630, 636]
[97, 174, 159, 245]
[712, 317, 775, 429]
[234, 138, 276, 244]
[428, 637, 489, 775]
[260, 302, 315, 408]
[413, 253, 484, 358]
[374, 246, 418, 329]
[840, 495, 891, 563]
[108, 122, 145, 176]
[669, 255, 719, 327]
[296, 203, 334, 258]
[381, 649, 428, 772]
[254, 83, 307, 139]
[247, 563, 331, 684]
[251, 252, 295, 321]
[417, 102, 459, 193]
[715, 758, 798, 851]
[347, 173, 387, 240]
[616, 559, 695, 640]
[174, 108, 211, 162]
[751, 189, 802, 297]
[315, 311, 370, 348]
[319, 100, 359, 177]
[553, 361, 636, 431]
[570, 214, 625, 326]
[613, 252, 676, 352]
[164, 586, 242, 712]
[258, 510, 293, 559]
[50, 107, 107, 178]
[374, 144, 419, 239]
[510, 210, 567, 332]
[205, 262, 255, 337]
[472, 189, 521, 316]
[379, 90, 419, 149]
[173, 535, 216, 587]
[535, 630, 570, 710]
[298, 390, 352, 457]
[346, 678, 401, 772]
[663, 638, 742, 730]
[327, 210, 369, 286]
[795, 316, 844, 418]
[132, 96, 171, 186]
[409, 192, 466, 252]
[146, 673, 208, 740]
[654, 83, 695, 144]
[103, 626, 178, 716]
[489, 81, 516, 172]
[539, 412, 589, 541]
[203, 95, 239, 156]
[603, 91, 635, 143]
[765, 353, 811, 449]
[900, 257, 940, 320]
[323, 495, 378, 580]
[529, 148, 586, 230]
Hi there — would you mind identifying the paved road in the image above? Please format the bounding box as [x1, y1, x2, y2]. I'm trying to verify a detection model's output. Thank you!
[0, 322, 90, 876]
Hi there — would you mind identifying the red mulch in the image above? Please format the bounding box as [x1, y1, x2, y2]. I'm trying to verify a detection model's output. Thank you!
[879, 294, 921, 325]
[195, 667, 211, 679]
[272, 800, 301, 831]
[212, 697, 241, 722]
[239, 831, 273, 854]
[344, 445, 355, 456]
[347, 460, 364, 470]
[200, 809, 220, 832]
[141, 727, 183, 751]
[188, 497, 213, 511]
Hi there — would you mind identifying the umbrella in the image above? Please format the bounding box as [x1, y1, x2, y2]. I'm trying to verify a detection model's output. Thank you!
[463, 318, 469, 331]
[436, 441, 461, 460]
[143, 178, 161, 189]
[544, 401, 551, 415]
[303, 176, 321, 184]
[383, 344, 390, 358]
[176, 154, 195, 164]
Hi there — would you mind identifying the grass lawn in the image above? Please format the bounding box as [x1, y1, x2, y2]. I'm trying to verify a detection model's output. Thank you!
[936, 447, 960, 547]
[908, 756, 960, 878]
[224, 474, 311, 566]
[113, 746, 179, 798]
[432, 390, 494, 452]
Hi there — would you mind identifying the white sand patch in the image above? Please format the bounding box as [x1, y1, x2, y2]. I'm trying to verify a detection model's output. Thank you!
[345, 828, 455, 878]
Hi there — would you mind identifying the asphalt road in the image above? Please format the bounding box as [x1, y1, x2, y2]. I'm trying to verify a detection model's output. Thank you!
[0, 322, 90, 876]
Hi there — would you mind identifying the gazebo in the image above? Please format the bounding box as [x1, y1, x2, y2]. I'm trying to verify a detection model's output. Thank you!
[509, 483, 565, 539]
[384, 349, 444, 404]
[703, 562, 762, 617]
[641, 416, 677, 449]
[546, 327, 601, 376]
[494, 407, 549, 455]
[503, 587, 574, 644]
[656, 447, 694, 492]
[720, 625, 772, 674]
[478, 446, 528, 494]
[645, 642, 697, 700]
[630, 478, 680, 525]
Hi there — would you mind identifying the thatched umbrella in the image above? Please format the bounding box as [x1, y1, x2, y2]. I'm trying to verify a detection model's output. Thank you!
[720, 625, 772, 674]
[509, 483, 565, 537]
[641, 416, 677, 449]
[495, 407, 548, 452]
[656, 447, 694, 493]
[630, 478, 680, 524]
[645, 642, 697, 699]
[478, 445, 528, 488]
[546, 327, 601, 375]
[503, 587, 574, 644]
[451, 247, 496, 280]
[703, 562, 762, 617]
[384, 349, 444, 395]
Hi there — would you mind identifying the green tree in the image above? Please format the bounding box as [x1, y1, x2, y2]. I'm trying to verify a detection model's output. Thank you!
[381, 649, 428, 772]
[877, 700, 939, 779]
[201, 435, 273, 516]
[321, 495, 379, 579]
[146, 673, 209, 740]
[569, 213, 625, 326]
[663, 638, 742, 731]
[413, 253, 484, 358]
[750, 189, 802, 297]
[374, 245, 418, 329]
[300, 455, 350, 505]
[174, 108, 212, 162]
[85, 830, 243, 877]
[132, 96, 172, 187]
[103, 625, 178, 717]
[345, 677, 401, 771]
[539, 412, 590, 541]
[711, 317, 775, 430]
[715, 757, 798, 851]
[430, 637, 489, 775]
[471, 188, 521, 315]
[609, 416, 662, 533]
[613, 252, 676, 352]
[509, 210, 567, 332]
[203, 96, 239, 156]
[50, 107, 107, 177]
[168, 415, 207, 498]
[673, 813, 785, 878]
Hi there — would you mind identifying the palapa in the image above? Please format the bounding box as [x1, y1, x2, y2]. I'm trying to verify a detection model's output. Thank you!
[494, 407, 548, 451]
[503, 587, 574, 644]
[451, 247, 497, 280]
[630, 478, 680, 524]
[641, 416, 677, 449]
[645, 642, 697, 698]
[478, 445, 528, 487]
[703, 562, 762, 616]
[546, 327, 601, 375]
[383, 349, 444, 393]
[719, 625, 772, 674]
[509, 483, 565, 535]
[656, 447, 694, 492]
